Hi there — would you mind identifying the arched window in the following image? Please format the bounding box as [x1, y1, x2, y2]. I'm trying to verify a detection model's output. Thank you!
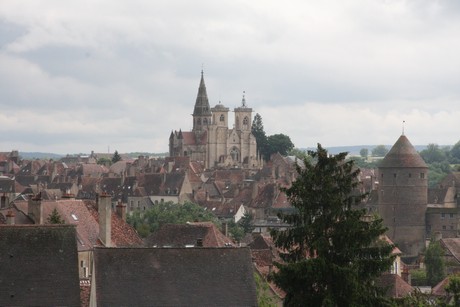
[197, 118, 201, 125]
[203, 118, 208, 125]
[243, 117, 249, 125]
[220, 114, 225, 122]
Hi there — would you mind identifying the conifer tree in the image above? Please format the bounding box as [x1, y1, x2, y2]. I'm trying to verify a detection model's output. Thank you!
[111, 150, 122, 163]
[47, 208, 65, 224]
[270, 144, 395, 306]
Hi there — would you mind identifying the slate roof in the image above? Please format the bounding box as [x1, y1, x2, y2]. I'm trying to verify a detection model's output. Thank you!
[144, 222, 232, 247]
[376, 273, 413, 298]
[379, 135, 427, 168]
[93, 247, 258, 307]
[0, 225, 80, 306]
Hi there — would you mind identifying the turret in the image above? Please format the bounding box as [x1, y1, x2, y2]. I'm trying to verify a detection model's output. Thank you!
[378, 134, 428, 257]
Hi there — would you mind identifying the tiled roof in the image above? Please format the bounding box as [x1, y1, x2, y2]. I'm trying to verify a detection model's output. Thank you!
[93, 247, 258, 306]
[379, 135, 427, 168]
[145, 222, 232, 247]
[440, 238, 460, 263]
[0, 225, 80, 306]
[432, 276, 451, 296]
[376, 273, 413, 298]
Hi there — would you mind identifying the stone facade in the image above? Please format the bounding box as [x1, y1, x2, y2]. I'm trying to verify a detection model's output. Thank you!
[378, 135, 428, 257]
[169, 71, 260, 170]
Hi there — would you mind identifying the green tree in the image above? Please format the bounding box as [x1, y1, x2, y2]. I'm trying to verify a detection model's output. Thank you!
[127, 201, 220, 237]
[359, 148, 369, 158]
[228, 220, 245, 242]
[252, 113, 268, 159]
[254, 272, 278, 307]
[111, 150, 122, 163]
[445, 274, 460, 306]
[288, 148, 309, 161]
[425, 240, 445, 287]
[47, 208, 65, 224]
[265, 134, 294, 159]
[97, 157, 112, 165]
[372, 145, 389, 157]
[428, 161, 451, 188]
[270, 144, 395, 306]
[238, 212, 255, 234]
[420, 143, 447, 164]
[451, 141, 460, 164]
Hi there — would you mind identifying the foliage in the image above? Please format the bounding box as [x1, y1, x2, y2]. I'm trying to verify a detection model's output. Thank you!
[252, 113, 268, 159]
[428, 161, 451, 188]
[420, 143, 448, 164]
[450, 141, 460, 164]
[446, 274, 460, 306]
[270, 144, 395, 306]
[228, 220, 245, 242]
[410, 269, 427, 287]
[265, 134, 294, 159]
[425, 240, 446, 287]
[348, 156, 381, 169]
[390, 288, 436, 306]
[372, 145, 389, 157]
[97, 157, 112, 165]
[254, 272, 278, 307]
[239, 212, 255, 234]
[47, 208, 65, 224]
[360, 148, 369, 158]
[127, 201, 220, 237]
[111, 150, 122, 163]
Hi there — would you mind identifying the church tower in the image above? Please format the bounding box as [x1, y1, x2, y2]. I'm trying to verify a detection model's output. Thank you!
[234, 92, 252, 132]
[378, 134, 428, 258]
[192, 71, 212, 134]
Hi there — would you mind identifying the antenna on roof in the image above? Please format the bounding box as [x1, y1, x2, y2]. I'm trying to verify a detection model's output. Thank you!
[402, 120, 405, 135]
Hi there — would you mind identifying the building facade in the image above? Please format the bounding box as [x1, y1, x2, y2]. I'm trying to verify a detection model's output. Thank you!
[169, 71, 260, 170]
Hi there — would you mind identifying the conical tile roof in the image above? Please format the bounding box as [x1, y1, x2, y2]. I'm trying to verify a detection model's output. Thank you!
[379, 135, 427, 168]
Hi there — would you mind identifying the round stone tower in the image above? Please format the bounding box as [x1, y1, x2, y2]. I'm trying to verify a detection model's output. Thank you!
[378, 134, 428, 258]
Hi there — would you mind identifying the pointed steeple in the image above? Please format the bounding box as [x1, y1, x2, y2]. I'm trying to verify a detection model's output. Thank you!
[379, 135, 427, 168]
[193, 70, 211, 117]
[192, 70, 212, 132]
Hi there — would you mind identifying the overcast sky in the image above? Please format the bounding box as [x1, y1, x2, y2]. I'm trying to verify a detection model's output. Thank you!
[1, 1, 460, 154]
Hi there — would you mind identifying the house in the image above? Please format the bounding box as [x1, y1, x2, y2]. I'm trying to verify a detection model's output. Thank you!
[438, 238, 460, 274]
[8, 194, 142, 279]
[376, 273, 414, 299]
[90, 247, 258, 306]
[144, 222, 233, 248]
[0, 225, 80, 306]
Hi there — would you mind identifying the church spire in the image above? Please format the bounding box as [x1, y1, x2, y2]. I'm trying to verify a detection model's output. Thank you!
[192, 70, 212, 132]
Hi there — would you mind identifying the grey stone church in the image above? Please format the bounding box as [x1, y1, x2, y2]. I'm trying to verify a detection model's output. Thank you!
[169, 71, 261, 170]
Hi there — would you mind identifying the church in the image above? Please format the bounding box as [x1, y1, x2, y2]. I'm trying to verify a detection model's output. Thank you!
[169, 71, 261, 170]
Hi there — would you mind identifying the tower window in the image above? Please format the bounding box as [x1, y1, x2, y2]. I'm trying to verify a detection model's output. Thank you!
[420, 173, 425, 179]
[220, 114, 225, 122]
[409, 173, 412, 178]
[203, 118, 208, 125]
[393, 173, 397, 178]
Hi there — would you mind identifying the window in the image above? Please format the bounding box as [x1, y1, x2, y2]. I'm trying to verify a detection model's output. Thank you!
[381, 173, 384, 178]
[203, 118, 208, 125]
[393, 173, 397, 178]
[442, 213, 445, 219]
[420, 173, 425, 179]
[450, 213, 454, 219]
[443, 225, 447, 230]
[409, 173, 412, 178]
[220, 114, 225, 122]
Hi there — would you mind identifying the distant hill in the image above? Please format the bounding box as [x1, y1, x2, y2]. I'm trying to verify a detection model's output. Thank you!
[19, 152, 64, 160]
[303, 145, 430, 156]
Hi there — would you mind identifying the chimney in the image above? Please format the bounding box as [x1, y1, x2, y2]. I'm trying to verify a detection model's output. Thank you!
[98, 193, 112, 247]
[28, 193, 43, 224]
[6, 210, 15, 225]
[222, 222, 228, 237]
[116, 201, 127, 221]
[401, 267, 411, 284]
